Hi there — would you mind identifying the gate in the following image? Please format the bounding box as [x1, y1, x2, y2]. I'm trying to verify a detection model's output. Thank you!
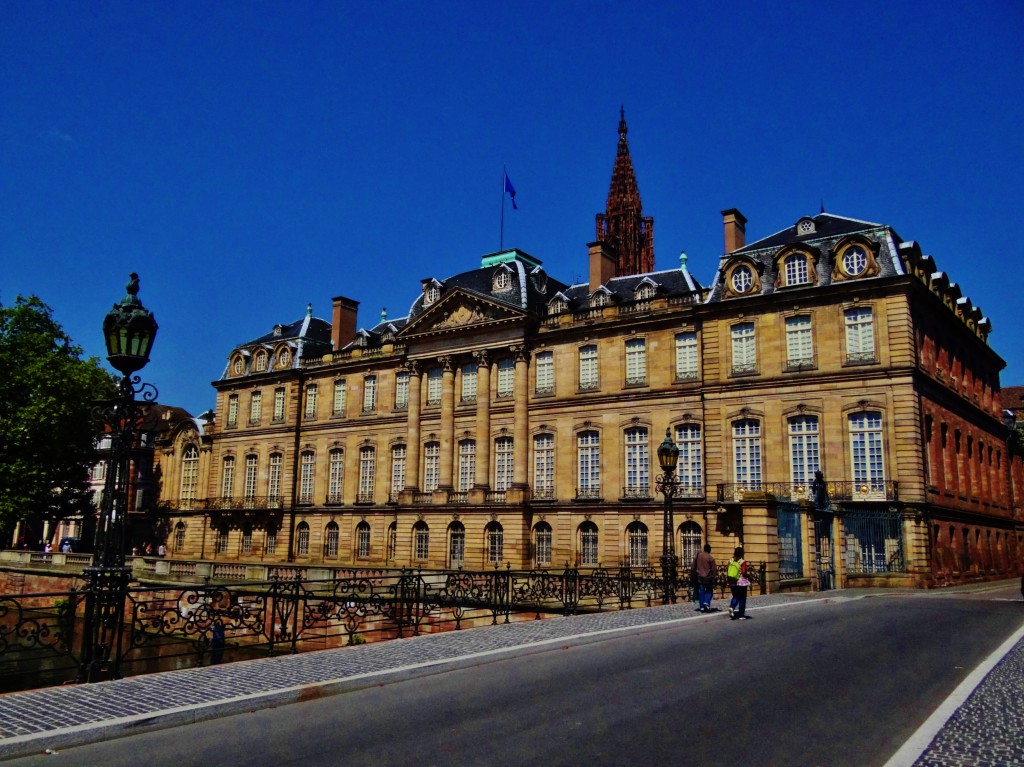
[813, 511, 835, 591]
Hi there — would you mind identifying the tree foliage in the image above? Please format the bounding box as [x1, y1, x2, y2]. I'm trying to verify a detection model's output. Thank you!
[0, 296, 116, 533]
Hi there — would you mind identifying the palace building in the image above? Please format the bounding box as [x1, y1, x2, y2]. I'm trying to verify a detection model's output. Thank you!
[155, 113, 1022, 590]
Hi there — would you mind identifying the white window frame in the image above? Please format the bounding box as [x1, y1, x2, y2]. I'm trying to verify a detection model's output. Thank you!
[497, 358, 514, 398]
[426, 368, 442, 406]
[180, 445, 199, 501]
[273, 388, 285, 422]
[731, 322, 757, 375]
[249, 391, 262, 424]
[362, 375, 377, 413]
[328, 449, 345, 503]
[333, 379, 347, 417]
[675, 332, 698, 381]
[535, 351, 554, 395]
[495, 437, 514, 491]
[845, 307, 876, 363]
[850, 412, 885, 495]
[299, 451, 315, 503]
[358, 447, 375, 502]
[221, 456, 235, 498]
[533, 433, 555, 498]
[390, 445, 406, 500]
[675, 423, 703, 495]
[579, 345, 599, 390]
[460, 365, 477, 403]
[732, 420, 762, 488]
[789, 415, 820, 486]
[577, 431, 601, 497]
[304, 384, 318, 419]
[423, 442, 440, 492]
[395, 371, 409, 410]
[624, 427, 649, 496]
[458, 440, 476, 492]
[625, 338, 647, 386]
[785, 315, 814, 365]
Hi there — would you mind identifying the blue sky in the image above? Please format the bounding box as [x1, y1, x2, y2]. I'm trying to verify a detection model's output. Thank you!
[3, 1, 1023, 416]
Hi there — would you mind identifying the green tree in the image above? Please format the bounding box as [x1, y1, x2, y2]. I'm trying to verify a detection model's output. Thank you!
[0, 296, 116, 538]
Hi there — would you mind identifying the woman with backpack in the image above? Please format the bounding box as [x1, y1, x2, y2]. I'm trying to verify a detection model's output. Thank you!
[727, 546, 750, 620]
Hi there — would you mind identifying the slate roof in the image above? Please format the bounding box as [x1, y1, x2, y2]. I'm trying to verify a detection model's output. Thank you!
[1002, 386, 1024, 413]
[706, 212, 904, 302]
[561, 267, 701, 309]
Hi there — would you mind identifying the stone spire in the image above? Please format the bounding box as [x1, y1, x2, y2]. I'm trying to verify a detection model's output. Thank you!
[595, 107, 655, 276]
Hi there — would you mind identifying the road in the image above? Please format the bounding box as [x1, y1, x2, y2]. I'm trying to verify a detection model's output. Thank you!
[9, 584, 1023, 767]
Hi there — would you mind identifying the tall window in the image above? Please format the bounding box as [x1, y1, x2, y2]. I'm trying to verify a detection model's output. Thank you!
[249, 391, 262, 424]
[227, 394, 239, 427]
[216, 524, 229, 555]
[784, 253, 809, 286]
[731, 323, 757, 375]
[244, 455, 258, 501]
[390, 445, 407, 501]
[304, 384, 318, 419]
[577, 431, 601, 498]
[535, 351, 554, 395]
[328, 449, 344, 504]
[356, 521, 371, 558]
[358, 447, 375, 502]
[324, 522, 339, 558]
[680, 522, 703, 568]
[495, 437, 514, 491]
[789, 416, 820, 486]
[296, 522, 310, 557]
[579, 345, 599, 390]
[486, 522, 504, 566]
[254, 350, 268, 372]
[362, 376, 377, 413]
[497, 358, 514, 398]
[180, 445, 199, 502]
[273, 388, 285, 422]
[627, 522, 649, 567]
[460, 365, 477, 403]
[533, 433, 555, 499]
[580, 522, 598, 566]
[174, 522, 186, 553]
[449, 522, 465, 568]
[625, 338, 647, 385]
[387, 522, 397, 561]
[675, 332, 698, 381]
[733, 420, 762, 488]
[850, 412, 885, 494]
[268, 453, 282, 503]
[785, 315, 814, 367]
[426, 368, 442, 406]
[624, 427, 650, 497]
[221, 456, 235, 498]
[458, 440, 475, 492]
[845, 307, 876, 363]
[299, 451, 315, 503]
[395, 371, 409, 410]
[333, 379, 347, 417]
[675, 424, 703, 495]
[265, 525, 277, 554]
[534, 523, 552, 567]
[423, 442, 440, 491]
[414, 521, 429, 561]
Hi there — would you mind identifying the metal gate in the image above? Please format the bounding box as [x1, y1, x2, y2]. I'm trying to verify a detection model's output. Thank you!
[813, 511, 835, 591]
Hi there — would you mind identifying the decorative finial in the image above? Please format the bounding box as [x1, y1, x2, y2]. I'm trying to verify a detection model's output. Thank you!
[381, 306, 387, 322]
[618, 106, 627, 141]
[679, 249, 688, 269]
[306, 303, 312, 316]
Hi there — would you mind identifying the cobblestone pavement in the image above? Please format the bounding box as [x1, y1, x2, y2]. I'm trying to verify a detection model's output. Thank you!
[0, 586, 1021, 763]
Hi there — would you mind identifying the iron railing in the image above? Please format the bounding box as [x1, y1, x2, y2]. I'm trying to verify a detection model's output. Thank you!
[0, 562, 765, 693]
[717, 481, 898, 503]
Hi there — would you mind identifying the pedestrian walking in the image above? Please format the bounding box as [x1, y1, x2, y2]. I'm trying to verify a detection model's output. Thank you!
[691, 544, 717, 612]
[727, 546, 750, 620]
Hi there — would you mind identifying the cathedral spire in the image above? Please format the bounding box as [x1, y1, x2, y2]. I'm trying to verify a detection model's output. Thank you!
[595, 108, 655, 276]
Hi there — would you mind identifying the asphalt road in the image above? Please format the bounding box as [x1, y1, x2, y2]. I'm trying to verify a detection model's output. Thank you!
[10, 587, 1023, 767]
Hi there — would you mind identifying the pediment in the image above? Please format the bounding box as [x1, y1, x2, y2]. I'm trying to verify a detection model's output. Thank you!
[398, 289, 528, 339]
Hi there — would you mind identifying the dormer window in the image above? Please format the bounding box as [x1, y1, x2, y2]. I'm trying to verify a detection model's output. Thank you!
[253, 350, 268, 372]
[273, 325, 283, 337]
[279, 348, 291, 367]
[549, 296, 568, 314]
[425, 285, 440, 304]
[532, 268, 548, 292]
[493, 268, 513, 292]
[731, 265, 753, 293]
[796, 217, 816, 236]
[842, 246, 868, 276]
[783, 254, 810, 286]
[592, 291, 609, 308]
[232, 356, 245, 375]
[635, 282, 656, 300]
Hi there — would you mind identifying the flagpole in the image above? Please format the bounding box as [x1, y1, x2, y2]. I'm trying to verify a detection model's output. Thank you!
[500, 164, 506, 251]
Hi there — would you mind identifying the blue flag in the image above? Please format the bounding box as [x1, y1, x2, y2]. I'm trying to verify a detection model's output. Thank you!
[504, 170, 517, 210]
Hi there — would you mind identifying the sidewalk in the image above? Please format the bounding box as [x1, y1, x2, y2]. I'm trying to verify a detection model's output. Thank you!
[0, 588, 1021, 764]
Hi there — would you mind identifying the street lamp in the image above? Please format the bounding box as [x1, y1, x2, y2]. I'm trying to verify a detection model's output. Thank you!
[655, 428, 680, 604]
[81, 273, 158, 681]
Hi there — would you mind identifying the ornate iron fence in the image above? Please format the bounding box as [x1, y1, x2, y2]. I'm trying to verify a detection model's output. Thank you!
[0, 563, 767, 692]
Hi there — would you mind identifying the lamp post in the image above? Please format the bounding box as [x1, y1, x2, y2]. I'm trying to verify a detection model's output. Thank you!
[81, 273, 158, 682]
[655, 428, 680, 604]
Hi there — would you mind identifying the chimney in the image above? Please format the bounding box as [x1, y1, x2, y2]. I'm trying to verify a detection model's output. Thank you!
[721, 209, 747, 254]
[588, 241, 616, 293]
[331, 296, 359, 351]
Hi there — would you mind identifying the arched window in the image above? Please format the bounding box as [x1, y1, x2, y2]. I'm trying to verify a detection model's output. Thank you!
[579, 521, 598, 566]
[324, 522, 339, 558]
[626, 522, 648, 567]
[174, 522, 186, 553]
[413, 521, 429, 561]
[254, 350, 268, 372]
[784, 253, 809, 286]
[355, 521, 371, 559]
[680, 521, 703, 567]
[449, 522, 466, 568]
[534, 522, 552, 567]
[180, 445, 199, 502]
[485, 522, 504, 566]
[296, 522, 310, 557]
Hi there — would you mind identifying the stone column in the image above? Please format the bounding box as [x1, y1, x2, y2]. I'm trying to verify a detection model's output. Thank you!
[438, 355, 455, 491]
[511, 344, 530, 496]
[473, 350, 491, 493]
[403, 361, 422, 496]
